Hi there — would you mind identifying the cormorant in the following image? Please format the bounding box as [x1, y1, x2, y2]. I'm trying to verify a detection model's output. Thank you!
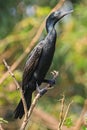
[14, 8, 73, 119]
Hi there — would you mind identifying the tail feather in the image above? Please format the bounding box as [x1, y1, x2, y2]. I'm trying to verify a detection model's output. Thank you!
[14, 90, 32, 119]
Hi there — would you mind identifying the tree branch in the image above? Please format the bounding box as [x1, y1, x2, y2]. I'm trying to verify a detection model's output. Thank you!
[3, 59, 28, 121]
[58, 95, 73, 130]
[20, 71, 59, 130]
[3, 59, 59, 130]
[58, 95, 65, 130]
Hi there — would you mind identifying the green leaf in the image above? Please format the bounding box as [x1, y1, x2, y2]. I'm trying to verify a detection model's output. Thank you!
[81, 126, 87, 130]
[64, 117, 73, 128]
[0, 117, 8, 124]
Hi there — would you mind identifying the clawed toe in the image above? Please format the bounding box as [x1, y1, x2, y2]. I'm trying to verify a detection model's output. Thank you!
[49, 79, 55, 86]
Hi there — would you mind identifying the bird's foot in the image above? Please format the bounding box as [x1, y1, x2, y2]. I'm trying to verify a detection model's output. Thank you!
[48, 79, 55, 87]
[43, 79, 55, 87]
[36, 83, 47, 96]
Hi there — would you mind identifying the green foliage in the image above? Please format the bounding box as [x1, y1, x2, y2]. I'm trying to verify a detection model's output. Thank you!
[36, 6, 51, 17]
[72, 95, 85, 104]
[81, 126, 87, 130]
[0, 117, 8, 124]
[64, 117, 73, 128]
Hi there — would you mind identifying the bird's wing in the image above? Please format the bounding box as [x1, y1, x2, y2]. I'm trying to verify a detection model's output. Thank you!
[22, 45, 43, 90]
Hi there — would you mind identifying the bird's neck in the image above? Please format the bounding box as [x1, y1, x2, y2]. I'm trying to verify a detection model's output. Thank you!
[46, 21, 55, 33]
[46, 21, 57, 43]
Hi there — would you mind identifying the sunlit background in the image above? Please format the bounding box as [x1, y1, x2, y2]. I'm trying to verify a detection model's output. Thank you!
[0, 0, 87, 129]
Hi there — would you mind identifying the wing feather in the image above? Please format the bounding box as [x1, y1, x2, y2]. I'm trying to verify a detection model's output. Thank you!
[22, 45, 43, 90]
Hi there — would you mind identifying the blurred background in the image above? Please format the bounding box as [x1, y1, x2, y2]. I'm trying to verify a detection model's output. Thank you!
[0, 0, 87, 129]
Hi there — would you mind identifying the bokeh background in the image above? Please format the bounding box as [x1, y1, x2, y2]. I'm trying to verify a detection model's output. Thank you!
[0, 0, 87, 129]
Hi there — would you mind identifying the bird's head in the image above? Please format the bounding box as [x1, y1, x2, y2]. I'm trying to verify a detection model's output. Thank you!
[47, 9, 73, 24]
[46, 9, 73, 32]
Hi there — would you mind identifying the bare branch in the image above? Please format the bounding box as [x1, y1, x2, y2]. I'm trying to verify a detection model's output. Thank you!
[20, 70, 59, 130]
[58, 95, 65, 130]
[3, 59, 20, 89]
[3, 59, 28, 121]
[58, 95, 73, 130]
[61, 100, 73, 128]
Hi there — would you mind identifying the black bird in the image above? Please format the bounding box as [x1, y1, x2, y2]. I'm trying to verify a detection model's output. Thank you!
[14, 9, 73, 119]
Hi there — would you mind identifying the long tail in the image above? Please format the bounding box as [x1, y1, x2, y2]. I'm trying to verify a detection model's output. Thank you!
[14, 89, 32, 119]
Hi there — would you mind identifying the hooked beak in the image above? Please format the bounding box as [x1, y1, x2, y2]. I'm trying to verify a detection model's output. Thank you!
[58, 9, 73, 20]
[62, 9, 73, 16]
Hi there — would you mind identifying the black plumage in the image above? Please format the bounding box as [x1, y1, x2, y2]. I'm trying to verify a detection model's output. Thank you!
[14, 9, 73, 119]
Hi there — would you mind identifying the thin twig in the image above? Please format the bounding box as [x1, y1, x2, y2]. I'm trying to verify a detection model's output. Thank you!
[3, 59, 28, 120]
[61, 100, 73, 128]
[3, 59, 20, 89]
[20, 93, 40, 130]
[58, 95, 65, 130]
[58, 98, 73, 130]
[28, 71, 59, 119]
[20, 70, 59, 130]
